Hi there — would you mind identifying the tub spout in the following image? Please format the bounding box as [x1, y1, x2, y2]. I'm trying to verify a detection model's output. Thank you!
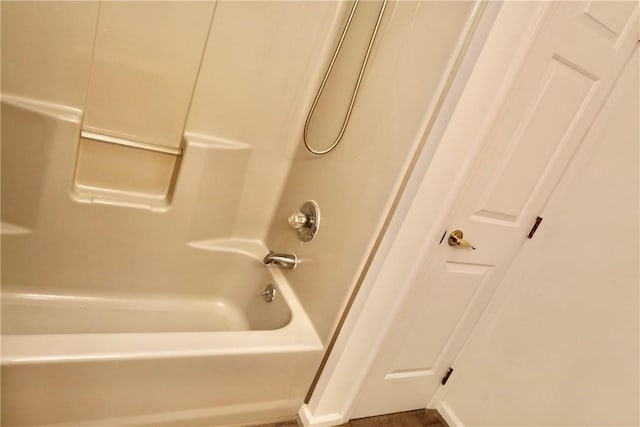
[263, 251, 297, 270]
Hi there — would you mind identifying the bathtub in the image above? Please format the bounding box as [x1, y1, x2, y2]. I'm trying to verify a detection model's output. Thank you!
[0, 97, 323, 427]
[1, 246, 322, 427]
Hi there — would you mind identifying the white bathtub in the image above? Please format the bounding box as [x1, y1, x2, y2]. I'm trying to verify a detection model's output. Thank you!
[0, 97, 323, 427]
[1, 247, 322, 427]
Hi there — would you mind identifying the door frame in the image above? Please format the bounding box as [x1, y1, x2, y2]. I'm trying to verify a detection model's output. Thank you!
[299, 2, 551, 426]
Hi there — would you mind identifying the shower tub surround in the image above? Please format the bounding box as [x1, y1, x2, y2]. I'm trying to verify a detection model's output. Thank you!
[0, 98, 322, 426]
[1, 1, 339, 425]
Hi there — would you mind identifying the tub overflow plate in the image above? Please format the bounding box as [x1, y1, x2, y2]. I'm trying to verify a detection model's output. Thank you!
[262, 284, 276, 302]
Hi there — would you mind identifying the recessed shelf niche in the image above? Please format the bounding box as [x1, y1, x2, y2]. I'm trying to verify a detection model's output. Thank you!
[72, 132, 181, 211]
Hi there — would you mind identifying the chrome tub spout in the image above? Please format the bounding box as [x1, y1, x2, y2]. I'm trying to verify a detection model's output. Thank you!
[263, 251, 297, 270]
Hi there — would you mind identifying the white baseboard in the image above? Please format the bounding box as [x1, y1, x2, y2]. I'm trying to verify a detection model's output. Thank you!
[297, 404, 344, 427]
[436, 401, 465, 427]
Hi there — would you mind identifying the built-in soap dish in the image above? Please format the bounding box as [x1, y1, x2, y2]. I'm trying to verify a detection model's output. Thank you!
[71, 131, 181, 210]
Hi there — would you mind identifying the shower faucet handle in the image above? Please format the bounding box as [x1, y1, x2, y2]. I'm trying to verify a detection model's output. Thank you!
[287, 200, 320, 242]
[288, 211, 308, 229]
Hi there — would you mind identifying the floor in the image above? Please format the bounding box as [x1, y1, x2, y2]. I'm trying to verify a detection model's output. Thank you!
[252, 409, 447, 427]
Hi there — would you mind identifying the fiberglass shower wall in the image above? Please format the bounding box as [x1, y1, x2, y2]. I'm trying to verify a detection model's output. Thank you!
[267, 1, 478, 343]
[1, 1, 342, 278]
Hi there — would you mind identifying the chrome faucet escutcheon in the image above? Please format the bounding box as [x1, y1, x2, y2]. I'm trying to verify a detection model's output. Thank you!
[263, 251, 297, 270]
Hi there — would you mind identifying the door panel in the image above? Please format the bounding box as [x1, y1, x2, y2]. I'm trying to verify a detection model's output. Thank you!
[478, 56, 597, 221]
[436, 43, 639, 427]
[389, 262, 493, 372]
[351, 1, 639, 419]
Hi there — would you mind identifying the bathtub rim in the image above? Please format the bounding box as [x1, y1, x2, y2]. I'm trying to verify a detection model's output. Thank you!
[1, 240, 322, 365]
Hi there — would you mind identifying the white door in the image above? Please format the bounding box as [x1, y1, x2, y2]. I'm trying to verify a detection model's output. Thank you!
[351, 1, 639, 418]
[433, 43, 639, 426]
